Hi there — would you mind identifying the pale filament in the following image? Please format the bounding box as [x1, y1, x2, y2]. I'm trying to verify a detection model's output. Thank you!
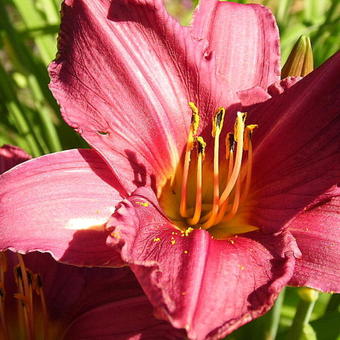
[218, 112, 246, 207]
[241, 126, 256, 201]
[188, 137, 206, 225]
[215, 144, 235, 224]
[220, 177, 241, 223]
[201, 109, 225, 229]
[180, 103, 200, 218]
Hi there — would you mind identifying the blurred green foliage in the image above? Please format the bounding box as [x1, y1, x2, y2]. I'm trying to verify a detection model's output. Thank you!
[0, 1, 339, 339]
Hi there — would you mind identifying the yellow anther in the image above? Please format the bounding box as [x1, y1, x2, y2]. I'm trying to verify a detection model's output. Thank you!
[135, 201, 149, 207]
[189, 102, 200, 137]
[212, 107, 225, 137]
[234, 112, 246, 142]
[243, 125, 257, 151]
[196, 136, 206, 158]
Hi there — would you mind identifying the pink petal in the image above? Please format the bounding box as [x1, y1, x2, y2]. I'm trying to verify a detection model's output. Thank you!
[192, 1, 280, 93]
[106, 187, 299, 340]
[287, 186, 340, 293]
[49, 0, 220, 194]
[64, 296, 185, 339]
[0, 149, 123, 266]
[0, 144, 31, 174]
[244, 52, 340, 233]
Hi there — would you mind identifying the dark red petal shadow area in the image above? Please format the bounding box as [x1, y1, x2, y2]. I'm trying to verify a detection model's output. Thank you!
[64, 296, 185, 340]
[245, 52, 340, 233]
[106, 187, 300, 340]
[0, 144, 31, 173]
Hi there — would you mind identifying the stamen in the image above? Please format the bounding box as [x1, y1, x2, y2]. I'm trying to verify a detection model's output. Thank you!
[202, 108, 225, 228]
[242, 125, 257, 201]
[180, 103, 200, 217]
[215, 136, 235, 223]
[219, 112, 246, 208]
[17, 255, 33, 316]
[221, 177, 241, 222]
[188, 136, 206, 225]
[34, 274, 48, 339]
[16, 254, 34, 340]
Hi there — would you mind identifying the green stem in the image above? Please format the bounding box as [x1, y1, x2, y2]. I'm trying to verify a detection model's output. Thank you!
[254, 290, 285, 340]
[286, 288, 319, 340]
[263, 288, 285, 340]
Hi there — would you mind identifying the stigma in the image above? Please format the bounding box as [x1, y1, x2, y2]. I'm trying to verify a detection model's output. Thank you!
[169, 103, 259, 238]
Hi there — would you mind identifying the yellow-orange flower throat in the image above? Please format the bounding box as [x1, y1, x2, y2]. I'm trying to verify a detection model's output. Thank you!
[160, 103, 259, 239]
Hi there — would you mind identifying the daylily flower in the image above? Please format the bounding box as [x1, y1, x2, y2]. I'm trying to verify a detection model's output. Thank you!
[0, 145, 183, 340]
[0, 1, 339, 339]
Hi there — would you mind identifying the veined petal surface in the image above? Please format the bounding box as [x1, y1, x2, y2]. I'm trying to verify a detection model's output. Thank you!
[49, 0, 220, 195]
[0, 149, 123, 266]
[192, 0, 280, 93]
[107, 187, 299, 340]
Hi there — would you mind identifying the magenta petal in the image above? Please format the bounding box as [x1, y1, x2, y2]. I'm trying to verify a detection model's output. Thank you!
[192, 1, 280, 93]
[287, 186, 340, 293]
[107, 187, 299, 339]
[0, 144, 31, 174]
[49, 0, 220, 194]
[0, 149, 123, 266]
[246, 52, 340, 232]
